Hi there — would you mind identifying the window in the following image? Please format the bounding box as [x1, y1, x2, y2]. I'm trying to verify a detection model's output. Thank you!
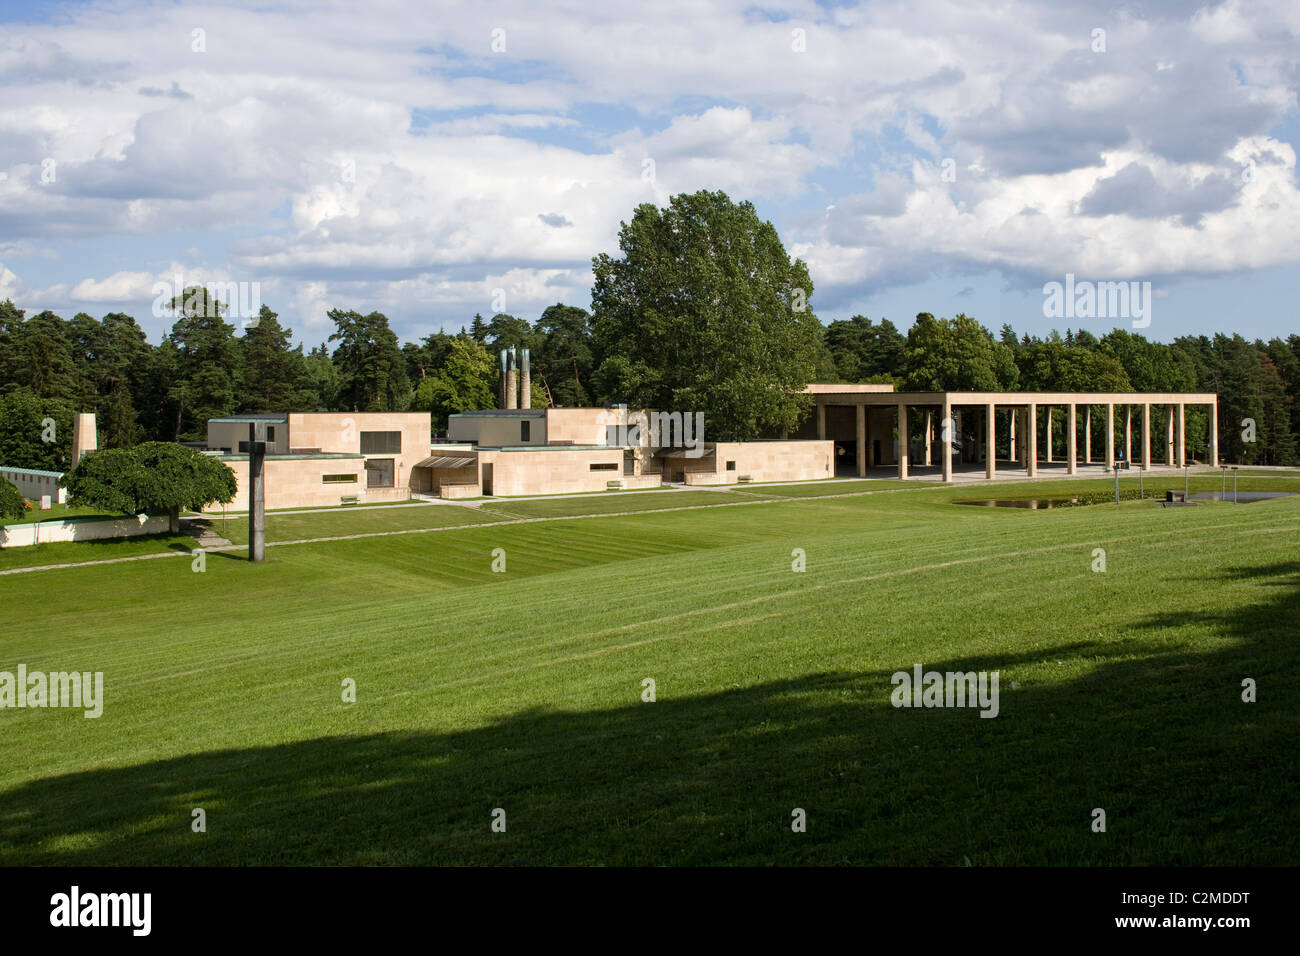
[726, 460, 736, 471]
[521, 421, 531, 442]
[589, 462, 618, 471]
[266, 426, 276, 443]
[322, 474, 357, 484]
[365, 458, 395, 488]
[237, 441, 249, 453]
[360, 431, 401, 454]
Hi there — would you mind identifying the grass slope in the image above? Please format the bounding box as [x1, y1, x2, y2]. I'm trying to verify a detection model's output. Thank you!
[0, 475, 1297, 865]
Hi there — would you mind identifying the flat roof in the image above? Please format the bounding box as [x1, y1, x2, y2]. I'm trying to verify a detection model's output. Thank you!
[0, 465, 63, 477]
[209, 414, 289, 423]
[414, 454, 476, 468]
[216, 453, 364, 461]
[812, 390, 1218, 405]
[804, 383, 895, 393]
[477, 444, 617, 452]
[450, 410, 547, 419]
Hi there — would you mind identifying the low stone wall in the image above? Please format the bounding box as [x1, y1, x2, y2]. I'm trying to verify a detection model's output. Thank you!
[679, 440, 834, 485]
[440, 484, 480, 499]
[0, 513, 172, 547]
[616, 474, 663, 489]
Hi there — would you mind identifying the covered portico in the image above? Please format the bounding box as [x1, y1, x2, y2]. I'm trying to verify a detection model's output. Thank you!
[805, 389, 1220, 482]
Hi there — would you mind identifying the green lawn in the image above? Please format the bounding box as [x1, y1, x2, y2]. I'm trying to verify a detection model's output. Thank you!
[202, 502, 499, 547]
[0, 474, 1296, 865]
[2, 502, 113, 525]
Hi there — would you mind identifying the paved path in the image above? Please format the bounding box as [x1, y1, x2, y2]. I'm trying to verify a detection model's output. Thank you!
[2, 466, 1277, 577]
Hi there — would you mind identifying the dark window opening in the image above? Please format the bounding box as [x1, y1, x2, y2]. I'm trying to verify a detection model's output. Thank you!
[521, 421, 531, 442]
[590, 462, 618, 472]
[365, 458, 395, 488]
[360, 431, 402, 454]
[726, 460, 736, 471]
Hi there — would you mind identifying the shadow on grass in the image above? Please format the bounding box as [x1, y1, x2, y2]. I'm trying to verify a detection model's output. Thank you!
[2, 566, 1296, 867]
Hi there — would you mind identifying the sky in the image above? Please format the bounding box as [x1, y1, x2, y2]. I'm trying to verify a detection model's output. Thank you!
[0, 0, 1297, 350]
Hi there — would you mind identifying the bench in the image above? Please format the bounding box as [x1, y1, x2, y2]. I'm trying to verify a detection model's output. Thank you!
[340, 495, 360, 506]
[737, 475, 752, 484]
[606, 480, 623, 490]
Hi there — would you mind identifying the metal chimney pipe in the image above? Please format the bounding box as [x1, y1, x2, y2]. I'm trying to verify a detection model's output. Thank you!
[498, 349, 508, 409]
[520, 348, 531, 409]
[506, 347, 518, 410]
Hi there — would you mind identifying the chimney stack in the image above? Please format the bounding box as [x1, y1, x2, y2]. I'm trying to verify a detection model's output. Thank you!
[71, 413, 97, 468]
[506, 347, 518, 410]
[498, 349, 508, 409]
[520, 348, 531, 409]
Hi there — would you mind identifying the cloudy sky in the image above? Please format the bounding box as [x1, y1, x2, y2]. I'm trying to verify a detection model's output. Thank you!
[0, 0, 1297, 348]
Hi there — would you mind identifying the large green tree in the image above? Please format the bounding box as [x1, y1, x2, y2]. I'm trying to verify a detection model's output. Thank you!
[0, 477, 26, 520]
[327, 310, 411, 411]
[4, 311, 79, 401]
[240, 305, 313, 412]
[902, 313, 1019, 391]
[166, 289, 243, 440]
[534, 303, 595, 407]
[825, 315, 906, 383]
[60, 442, 236, 533]
[591, 190, 823, 439]
[411, 336, 496, 431]
[0, 389, 74, 471]
[1016, 340, 1131, 391]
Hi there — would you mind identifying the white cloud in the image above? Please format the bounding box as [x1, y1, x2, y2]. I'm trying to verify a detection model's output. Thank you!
[0, 0, 1293, 333]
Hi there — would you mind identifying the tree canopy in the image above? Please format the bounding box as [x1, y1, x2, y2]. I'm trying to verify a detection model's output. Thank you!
[0, 477, 25, 520]
[591, 190, 822, 440]
[60, 442, 237, 531]
[902, 313, 1019, 391]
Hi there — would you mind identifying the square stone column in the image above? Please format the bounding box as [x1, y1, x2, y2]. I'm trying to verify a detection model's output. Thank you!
[1142, 403, 1152, 470]
[1045, 407, 1053, 463]
[816, 403, 826, 441]
[1105, 403, 1115, 469]
[856, 404, 867, 477]
[897, 403, 909, 479]
[1208, 399, 1218, 467]
[1166, 406, 1175, 465]
[941, 398, 953, 482]
[1027, 404, 1038, 477]
[924, 410, 933, 467]
[1125, 406, 1132, 463]
[1085, 406, 1092, 463]
[986, 403, 996, 479]
[1067, 403, 1077, 475]
[1177, 403, 1186, 468]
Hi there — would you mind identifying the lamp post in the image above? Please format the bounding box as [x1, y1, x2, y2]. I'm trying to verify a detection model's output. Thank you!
[1231, 465, 1239, 504]
[1138, 464, 1144, 500]
[1220, 465, 1228, 501]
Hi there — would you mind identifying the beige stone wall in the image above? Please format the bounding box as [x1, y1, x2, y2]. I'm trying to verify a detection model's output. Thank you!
[678, 441, 833, 484]
[287, 412, 430, 493]
[661, 454, 717, 482]
[447, 414, 547, 447]
[480, 447, 627, 496]
[440, 483, 480, 499]
[201, 456, 367, 512]
[206, 420, 289, 454]
[545, 408, 618, 445]
[1, 513, 172, 547]
[431, 464, 478, 493]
